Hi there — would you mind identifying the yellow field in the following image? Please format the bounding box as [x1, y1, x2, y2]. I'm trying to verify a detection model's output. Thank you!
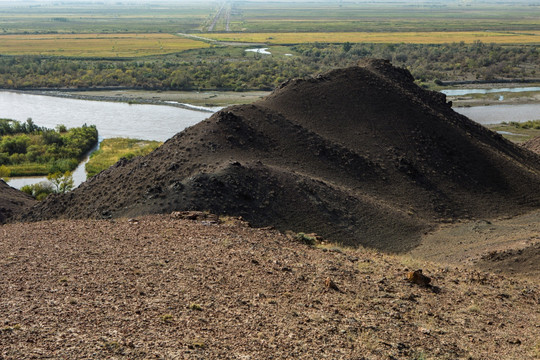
[203, 31, 540, 45]
[0, 33, 210, 57]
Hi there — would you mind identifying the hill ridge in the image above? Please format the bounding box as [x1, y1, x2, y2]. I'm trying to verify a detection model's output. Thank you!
[18, 59, 540, 251]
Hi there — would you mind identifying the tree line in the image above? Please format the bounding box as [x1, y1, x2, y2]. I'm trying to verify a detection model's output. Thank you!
[0, 42, 537, 91]
[0, 118, 98, 176]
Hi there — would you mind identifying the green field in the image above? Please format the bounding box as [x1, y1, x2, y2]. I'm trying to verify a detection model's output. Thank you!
[0, 2, 215, 34]
[0, 33, 209, 57]
[0, 1, 538, 34]
[203, 31, 540, 45]
[223, 2, 540, 33]
[86, 138, 162, 178]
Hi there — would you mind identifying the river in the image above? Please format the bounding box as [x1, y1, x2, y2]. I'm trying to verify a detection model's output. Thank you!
[454, 103, 540, 125]
[1, 91, 217, 189]
[0, 91, 215, 141]
[1, 90, 539, 189]
[441, 87, 540, 96]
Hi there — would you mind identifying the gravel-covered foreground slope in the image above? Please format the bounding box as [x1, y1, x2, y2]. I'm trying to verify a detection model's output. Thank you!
[20, 59, 540, 252]
[1, 215, 539, 360]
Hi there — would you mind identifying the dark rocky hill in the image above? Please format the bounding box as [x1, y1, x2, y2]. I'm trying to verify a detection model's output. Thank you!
[20, 60, 540, 252]
[0, 180, 36, 224]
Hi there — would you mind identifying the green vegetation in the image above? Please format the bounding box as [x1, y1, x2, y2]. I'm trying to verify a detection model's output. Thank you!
[20, 171, 74, 200]
[0, 164, 9, 180]
[222, 2, 540, 33]
[160, 314, 174, 323]
[294, 232, 317, 246]
[0, 33, 209, 57]
[189, 303, 203, 311]
[204, 31, 540, 45]
[85, 138, 161, 178]
[20, 181, 54, 201]
[487, 120, 540, 143]
[1, 42, 538, 91]
[0, 2, 213, 34]
[47, 171, 75, 194]
[507, 120, 540, 129]
[0, 119, 97, 176]
[0, 1, 537, 91]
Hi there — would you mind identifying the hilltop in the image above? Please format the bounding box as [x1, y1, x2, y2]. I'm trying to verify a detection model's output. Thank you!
[19, 60, 540, 252]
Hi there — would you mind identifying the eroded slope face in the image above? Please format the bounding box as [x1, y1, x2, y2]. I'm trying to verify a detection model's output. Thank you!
[21, 60, 540, 251]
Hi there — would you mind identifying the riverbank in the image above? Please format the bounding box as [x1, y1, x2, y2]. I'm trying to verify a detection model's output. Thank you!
[434, 82, 540, 107]
[19, 89, 270, 108]
[448, 91, 540, 107]
[13, 84, 540, 109]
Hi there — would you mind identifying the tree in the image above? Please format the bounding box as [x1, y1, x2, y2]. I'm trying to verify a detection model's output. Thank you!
[47, 171, 74, 194]
[0, 164, 9, 180]
[20, 181, 54, 201]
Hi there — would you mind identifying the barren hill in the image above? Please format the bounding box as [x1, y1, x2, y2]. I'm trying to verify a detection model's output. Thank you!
[20, 60, 540, 252]
[523, 135, 540, 154]
[0, 180, 35, 224]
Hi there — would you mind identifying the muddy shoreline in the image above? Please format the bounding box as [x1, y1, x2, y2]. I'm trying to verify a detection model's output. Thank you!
[6, 88, 270, 108]
[7, 84, 540, 109]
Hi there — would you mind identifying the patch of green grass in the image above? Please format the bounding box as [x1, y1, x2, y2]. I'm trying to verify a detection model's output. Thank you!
[189, 303, 203, 311]
[5, 163, 50, 176]
[487, 121, 540, 144]
[85, 138, 161, 178]
[0, 33, 210, 57]
[507, 120, 540, 130]
[160, 314, 174, 323]
[294, 232, 317, 245]
[1, 324, 21, 332]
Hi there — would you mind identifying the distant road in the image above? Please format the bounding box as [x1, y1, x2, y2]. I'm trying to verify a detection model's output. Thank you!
[207, 1, 231, 32]
[225, 5, 231, 32]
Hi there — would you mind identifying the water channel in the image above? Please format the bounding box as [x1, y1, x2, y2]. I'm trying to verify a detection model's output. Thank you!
[1, 91, 215, 189]
[1, 89, 539, 189]
[441, 87, 540, 96]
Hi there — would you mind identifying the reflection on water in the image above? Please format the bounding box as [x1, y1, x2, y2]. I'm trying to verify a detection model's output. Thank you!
[245, 48, 271, 55]
[442, 87, 540, 96]
[6, 176, 47, 189]
[0, 91, 212, 141]
[454, 103, 540, 125]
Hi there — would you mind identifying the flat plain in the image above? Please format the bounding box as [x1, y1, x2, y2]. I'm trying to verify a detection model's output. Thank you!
[203, 31, 540, 45]
[0, 33, 209, 57]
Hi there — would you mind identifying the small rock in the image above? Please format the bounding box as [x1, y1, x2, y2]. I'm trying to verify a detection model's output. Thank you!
[407, 270, 431, 286]
[324, 277, 341, 292]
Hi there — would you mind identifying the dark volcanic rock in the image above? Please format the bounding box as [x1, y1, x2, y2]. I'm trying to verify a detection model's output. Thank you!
[0, 180, 36, 224]
[20, 59, 540, 252]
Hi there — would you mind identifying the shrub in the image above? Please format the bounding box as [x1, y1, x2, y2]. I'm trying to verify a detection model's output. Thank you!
[0, 164, 10, 180]
[20, 181, 55, 200]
